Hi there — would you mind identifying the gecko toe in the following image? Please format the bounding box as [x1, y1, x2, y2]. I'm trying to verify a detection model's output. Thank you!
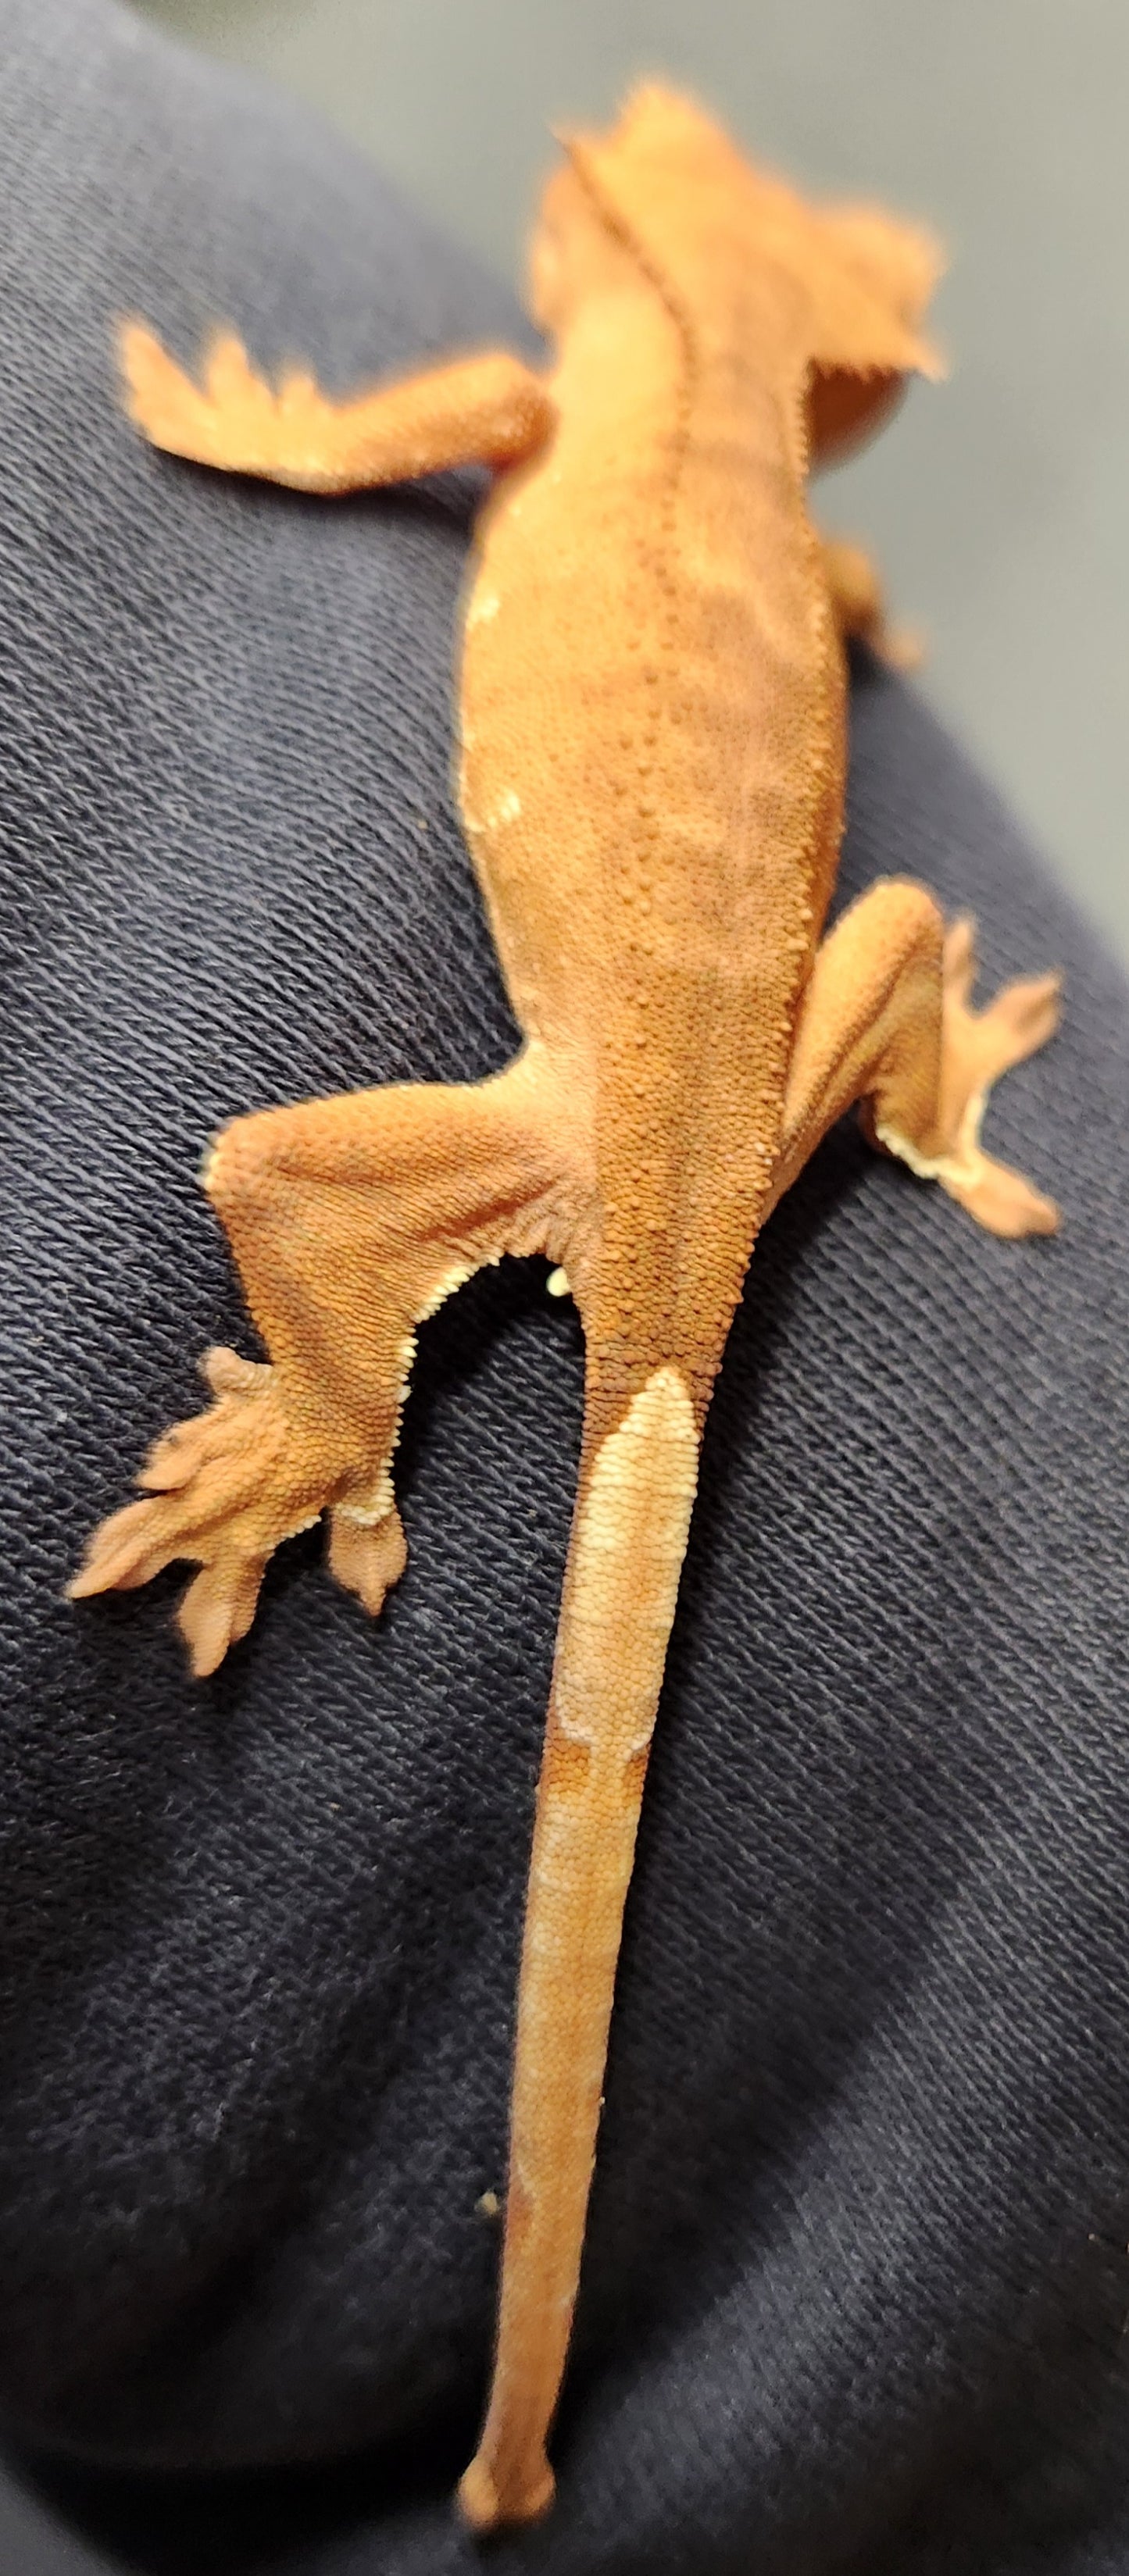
[177, 1554, 267, 1677]
[327, 1503, 408, 1618]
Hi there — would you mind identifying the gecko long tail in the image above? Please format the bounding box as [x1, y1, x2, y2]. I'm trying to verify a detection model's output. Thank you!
[459, 1355, 702, 2531]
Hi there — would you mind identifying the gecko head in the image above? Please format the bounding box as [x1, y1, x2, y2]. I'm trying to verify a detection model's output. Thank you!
[531, 84, 943, 465]
[592, 84, 946, 463]
[530, 84, 722, 331]
[530, 86, 733, 331]
[528, 159, 613, 333]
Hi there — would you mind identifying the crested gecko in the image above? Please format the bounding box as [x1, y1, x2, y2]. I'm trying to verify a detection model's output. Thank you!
[70, 87, 1061, 2532]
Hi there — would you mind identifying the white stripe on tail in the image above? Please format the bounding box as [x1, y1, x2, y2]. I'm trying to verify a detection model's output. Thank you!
[459, 1362, 700, 2528]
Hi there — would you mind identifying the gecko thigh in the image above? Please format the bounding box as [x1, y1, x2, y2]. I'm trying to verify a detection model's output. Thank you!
[202, 1054, 572, 1432]
[772, 876, 945, 1206]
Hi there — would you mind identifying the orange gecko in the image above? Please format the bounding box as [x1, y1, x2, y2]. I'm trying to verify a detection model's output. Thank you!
[71, 86, 1061, 2532]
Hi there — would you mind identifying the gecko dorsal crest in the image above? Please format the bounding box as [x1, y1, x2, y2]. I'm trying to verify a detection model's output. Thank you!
[70, 81, 1062, 2530]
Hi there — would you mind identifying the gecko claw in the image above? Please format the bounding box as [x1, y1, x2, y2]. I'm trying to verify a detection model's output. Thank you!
[177, 1553, 268, 1678]
[67, 1495, 180, 1597]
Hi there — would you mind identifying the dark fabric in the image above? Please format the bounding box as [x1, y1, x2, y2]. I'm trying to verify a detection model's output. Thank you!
[1, 1, 1127, 2570]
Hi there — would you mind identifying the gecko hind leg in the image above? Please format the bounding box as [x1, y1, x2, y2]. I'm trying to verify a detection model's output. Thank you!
[70, 1054, 573, 1675]
[772, 879, 1061, 1236]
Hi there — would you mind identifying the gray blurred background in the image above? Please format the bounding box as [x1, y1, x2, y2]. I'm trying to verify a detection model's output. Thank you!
[128, 0, 1129, 963]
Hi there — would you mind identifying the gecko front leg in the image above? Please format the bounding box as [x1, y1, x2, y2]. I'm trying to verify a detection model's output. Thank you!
[119, 323, 553, 491]
[70, 1051, 579, 1673]
[820, 534, 922, 668]
[769, 879, 1061, 1233]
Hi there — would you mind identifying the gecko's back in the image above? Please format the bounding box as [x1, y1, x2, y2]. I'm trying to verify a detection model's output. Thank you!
[459, 91, 929, 1375]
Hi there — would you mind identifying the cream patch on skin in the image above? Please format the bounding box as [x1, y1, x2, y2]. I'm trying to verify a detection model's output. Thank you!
[555, 1364, 698, 1769]
[877, 1086, 987, 1188]
[481, 1364, 702, 2527]
[417, 1258, 476, 1321]
[485, 788, 523, 829]
[335, 1468, 395, 1529]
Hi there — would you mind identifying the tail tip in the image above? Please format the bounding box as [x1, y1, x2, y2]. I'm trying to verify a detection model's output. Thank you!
[456, 2450, 556, 2533]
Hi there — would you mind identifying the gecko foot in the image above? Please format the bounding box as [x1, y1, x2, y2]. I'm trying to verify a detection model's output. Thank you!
[819, 533, 923, 668]
[941, 915, 1062, 1072]
[120, 323, 291, 479]
[68, 1347, 359, 1675]
[119, 322, 424, 491]
[876, 918, 1062, 1239]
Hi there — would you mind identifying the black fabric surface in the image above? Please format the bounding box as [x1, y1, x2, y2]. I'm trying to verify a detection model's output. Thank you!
[1, 2, 1127, 2569]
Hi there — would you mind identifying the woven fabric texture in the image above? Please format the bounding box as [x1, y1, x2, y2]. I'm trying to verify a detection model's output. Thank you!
[0, 2, 1127, 2569]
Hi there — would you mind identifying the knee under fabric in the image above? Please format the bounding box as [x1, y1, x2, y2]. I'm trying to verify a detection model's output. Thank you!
[1, 2, 1127, 2571]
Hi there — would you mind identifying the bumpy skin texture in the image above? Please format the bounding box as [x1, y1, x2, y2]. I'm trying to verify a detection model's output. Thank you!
[70, 87, 1061, 2531]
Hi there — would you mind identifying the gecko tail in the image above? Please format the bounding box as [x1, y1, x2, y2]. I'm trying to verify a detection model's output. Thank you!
[459, 1356, 702, 2531]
